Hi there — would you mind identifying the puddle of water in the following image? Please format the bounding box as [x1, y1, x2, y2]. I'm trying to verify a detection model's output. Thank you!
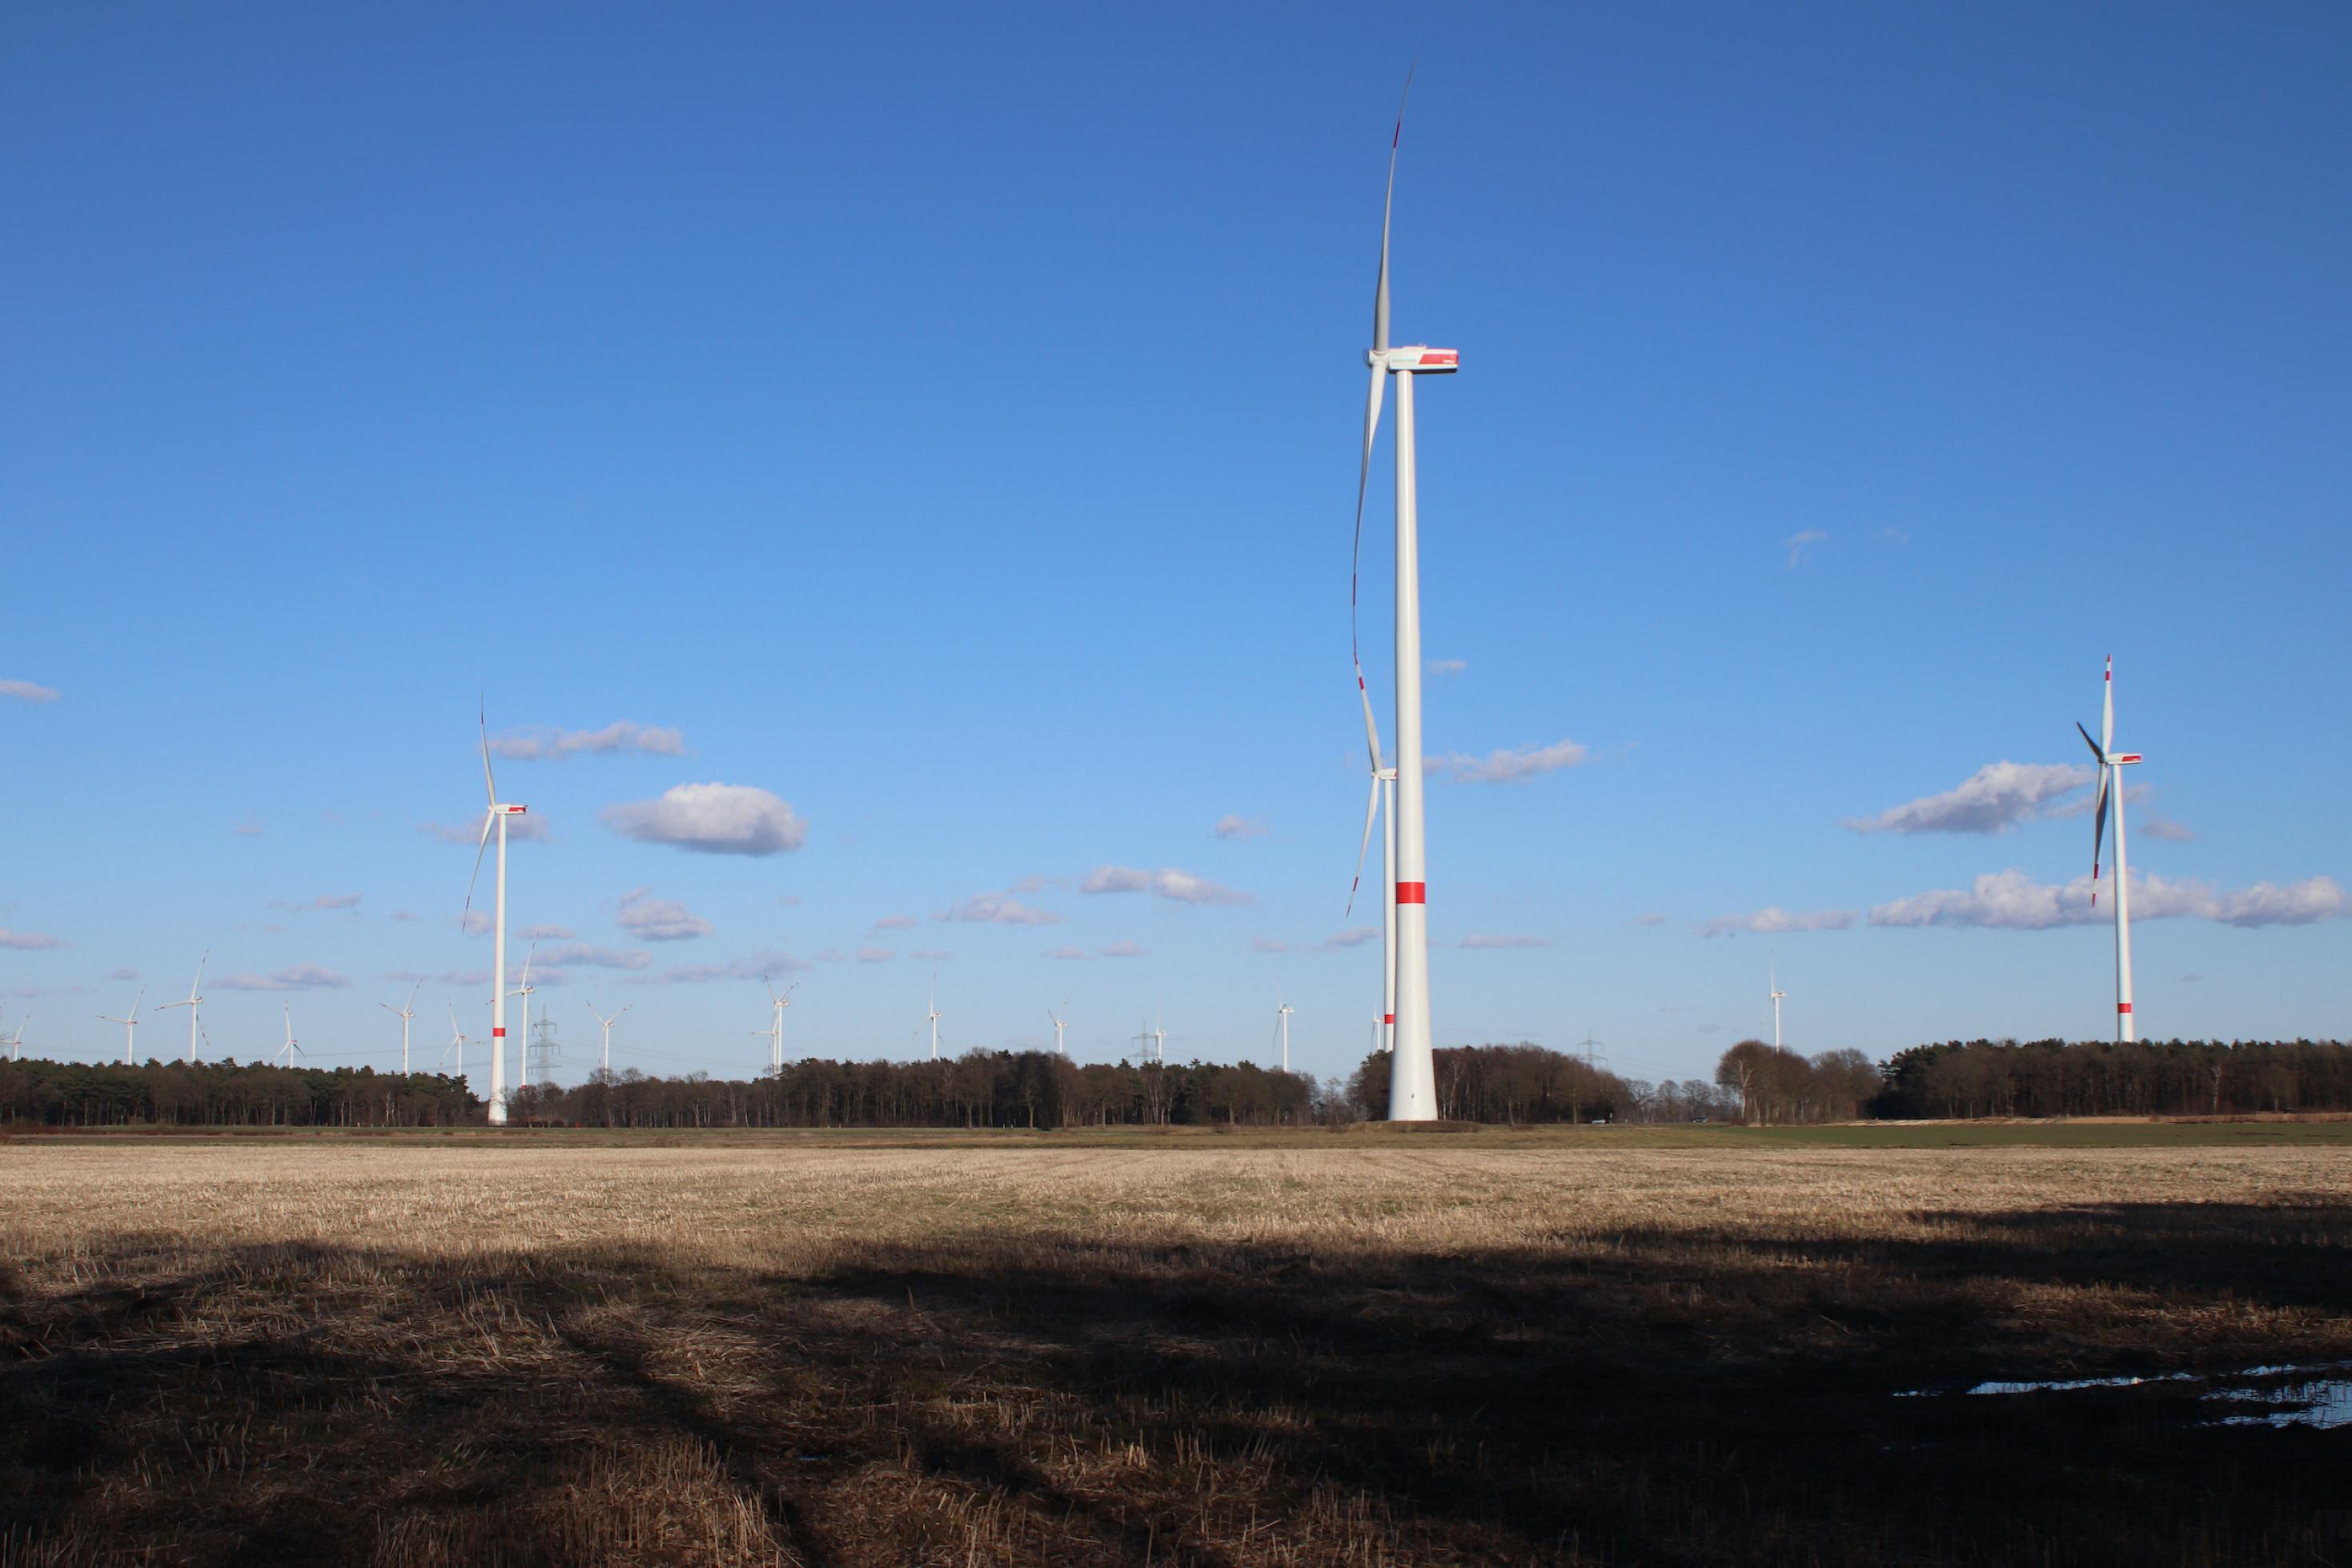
[1897, 1361, 2352, 1429]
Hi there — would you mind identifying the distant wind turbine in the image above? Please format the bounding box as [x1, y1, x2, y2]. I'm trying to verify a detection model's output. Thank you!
[1046, 1002, 1069, 1057]
[442, 1005, 469, 1077]
[464, 703, 530, 1126]
[587, 1001, 629, 1074]
[926, 978, 943, 1061]
[5, 1013, 24, 1061]
[2076, 656, 2145, 1042]
[380, 982, 421, 1073]
[98, 987, 144, 1067]
[1769, 959, 1787, 1052]
[508, 941, 539, 1095]
[156, 952, 208, 1064]
[1274, 1001, 1294, 1073]
[276, 1005, 303, 1068]
[1348, 74, 1455, 1121]
[754, 976, 796, 1073]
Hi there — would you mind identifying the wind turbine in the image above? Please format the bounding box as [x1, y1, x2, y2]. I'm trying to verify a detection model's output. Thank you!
[1274, 1001, 1294, 1073]
[464, 703, 529, 1126]
[2076, 655, 2145, 1043]
[1349, 74, 1455, 1121]
[1046, 1002, 1069, 1057]
[925, 978, 943, 1061]
[1768, 960, 1787, 1052]
[587, 1001, 629, 1073]
[156, 952, 208, 1063]
[5, 1013, 24, 1061]
[441, 1005, 469, 1077]
[753, 976, 796, 1073]
[508, 941, 539, 1095]
[1348, 730, 1400, 1058]
[276, 1005, 303, 1068]
[98, 988, 143, 1067]
[1150, 1015, 1168, 1065]
[380, 983, 421, 1073]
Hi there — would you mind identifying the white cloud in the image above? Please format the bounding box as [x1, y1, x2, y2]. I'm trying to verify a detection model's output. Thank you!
[644, 949, 809, 985]
[1080, 866, 1251, 906]
[538, 943, 652, 970]
[1428, 740, 1587, 784]
[2141, 813, 2197, 843]
[855, 947, 894, 964]
[1783, 529, 1828, 567]
[423, 814, 552, 845]
[603, 784, 805, 856]
[1459, 933, 1553, 949]
[1098, 940, 1145, 958]
[520, 923, 573, 940]
[489, 721, 685, 760]
[1878, 527, 1910, 546]
[1696, 907, 1856, 938]
[1843, 762, 2094, 836]
[909, 948, 953, 961]
[1045, 944, 1087, 960]
[0, 928, 69, 950]
[0, 680, 58, 704]
[1868, 869, 2347, 930]
[1251, 925, 1380, 956]
[941, 892, 1062, 925]
[1212, 815, 1269, 841]
[214, 964, 352, 992]
[873, 914, 919, 932]
[105, 967, 138, 981]
[459, 911, 494, 937]
[612, 887, 712, 941]
[233, 823, 263, 838]
[267, 892, 363, 912]
[1427, 659, 1467, 679]
[1632, 912, 1668, 927]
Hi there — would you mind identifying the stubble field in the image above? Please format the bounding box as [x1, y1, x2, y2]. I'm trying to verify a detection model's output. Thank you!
[2, 1127, 2348, 1566]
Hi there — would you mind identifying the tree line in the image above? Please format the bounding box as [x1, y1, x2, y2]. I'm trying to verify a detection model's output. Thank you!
[1866, 1037, 2352, 1120]
[0, 1057, 476, 1129]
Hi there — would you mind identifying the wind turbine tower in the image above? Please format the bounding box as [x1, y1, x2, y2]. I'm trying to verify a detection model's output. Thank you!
[157, 953, 207, 1064]
[442, 1007, 469, 1077]
[1349, 77, 1455, 1121]
[1769, 961, 1787, 1052]
[508, 941, 539, 1095]
[2076, 656, 2145, 1042]
[276, 1005, 303, 1068]
[98, 988, 143, 1067]
[1275, 1001, 1294, 1073]
[380, 983, 420, 1073]
[5, 1015, 24, 1061]
[926, 979, 943, 1061]
[1046, 1003, 1069, 1057]
[464, 705, 529, 1126]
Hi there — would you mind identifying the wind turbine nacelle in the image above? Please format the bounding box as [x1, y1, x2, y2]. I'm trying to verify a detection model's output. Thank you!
[1372, 346, 1460, 374]
[501, 804, 529, 814]
[2113, 753, 2142, 765]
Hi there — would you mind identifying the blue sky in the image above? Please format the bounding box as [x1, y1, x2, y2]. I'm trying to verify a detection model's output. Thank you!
[5, 5, 2347, 1091]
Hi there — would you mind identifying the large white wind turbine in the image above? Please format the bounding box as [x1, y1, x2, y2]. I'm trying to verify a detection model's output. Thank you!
[1349, 75, 1455, 1121]
[464, 704, 529, 1125]
[2077, 656, 2145, 1043]
[587, 1001, 629, 1074]
[926, 978, 943, 1061]
[380, 983, 421, 1073]
[1769, 960, 1787, 1052]
[157, 952, 208, 1064]
[754, 976, 796, 1073]
[5, 1014, 25, 1061]
[1275, 1001, 1294, 1073]
[276, 1005, 303, 1068]
[1046, 1002, 1069, 1057]
[98, 988, 143, 1067]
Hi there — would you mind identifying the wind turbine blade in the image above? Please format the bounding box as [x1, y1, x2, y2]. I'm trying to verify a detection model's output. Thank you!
[2101, 656, 2114, 755]
[1372, 67, 1411, 355]
[2090, 768, 2111, 904]
[406, 981, 420, 1011]
[479, 700, 498, 805]
[2075, 720, 2105, 764]
[1346, 772, 1382, 918]
[520, 940, 536, 987]
[463, 810, 493, 912]
[1350, 363, 1388, 727]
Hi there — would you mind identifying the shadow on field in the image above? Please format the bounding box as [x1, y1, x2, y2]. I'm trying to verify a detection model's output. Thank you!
[4, 1198, 2352, 1566]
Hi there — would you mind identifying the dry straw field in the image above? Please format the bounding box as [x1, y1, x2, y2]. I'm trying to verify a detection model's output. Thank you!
[3, 1128, 2349, 1565]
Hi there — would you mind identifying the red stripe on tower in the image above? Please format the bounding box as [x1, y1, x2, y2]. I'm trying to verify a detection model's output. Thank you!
[492, 1027, 506, 1037]
[1383, 1013, 1395, 1025]
[2117, 1003, 2133, 1014]
[1396, 882, 1427, 904]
